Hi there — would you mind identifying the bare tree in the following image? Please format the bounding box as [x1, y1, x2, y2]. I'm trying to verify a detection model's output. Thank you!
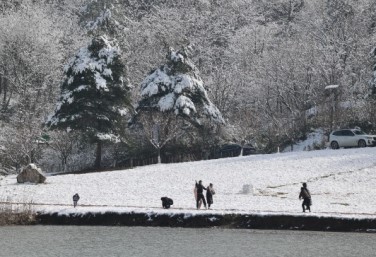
[47, 131, 80, 172]
[138, 112, 186, 163]
[0, 125, 44, 172]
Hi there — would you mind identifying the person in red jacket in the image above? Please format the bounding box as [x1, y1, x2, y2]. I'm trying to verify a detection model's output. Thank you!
[299, 183, 312, 212]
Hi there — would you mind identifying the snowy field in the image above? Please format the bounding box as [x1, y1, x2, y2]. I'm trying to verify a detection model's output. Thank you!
[1, 147, 376, 219]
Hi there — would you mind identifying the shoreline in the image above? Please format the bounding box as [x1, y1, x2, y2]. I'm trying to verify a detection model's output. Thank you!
[35, 211, 376, 232]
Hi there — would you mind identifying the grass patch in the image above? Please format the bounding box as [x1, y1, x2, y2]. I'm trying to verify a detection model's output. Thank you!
[0, 202, 36, 225]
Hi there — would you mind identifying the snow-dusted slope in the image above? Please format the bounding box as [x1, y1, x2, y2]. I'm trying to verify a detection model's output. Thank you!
[1, 148, 376, 218]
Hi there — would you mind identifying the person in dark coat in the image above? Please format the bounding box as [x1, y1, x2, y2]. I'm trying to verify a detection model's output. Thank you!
[299, 183, 311, 212]
[206, 183, 215, 209]
[161, 197, 173, 209]
[195, 180, 207, 209]
[73, 193, 80, 208]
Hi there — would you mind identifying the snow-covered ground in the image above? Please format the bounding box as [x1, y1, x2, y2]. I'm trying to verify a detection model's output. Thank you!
[1, 147, 376, 219]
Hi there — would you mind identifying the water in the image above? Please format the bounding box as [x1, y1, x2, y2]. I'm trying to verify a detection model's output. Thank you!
[0, 226, 374, 257]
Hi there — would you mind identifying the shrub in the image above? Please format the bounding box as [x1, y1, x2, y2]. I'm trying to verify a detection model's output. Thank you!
[0, 201, 36, 225]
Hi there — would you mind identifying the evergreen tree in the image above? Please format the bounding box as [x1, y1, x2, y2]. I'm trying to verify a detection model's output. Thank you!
[47, 35, 131, 169]
[137, 46, 224, 128]
[82, 3, 118, 37]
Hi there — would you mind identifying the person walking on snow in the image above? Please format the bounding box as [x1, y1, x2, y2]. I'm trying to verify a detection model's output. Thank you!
[206, 183, 215, 209]
[195, 180, 207, 209]
[299, 183, 311, 212]
[73, 193, 80, 208]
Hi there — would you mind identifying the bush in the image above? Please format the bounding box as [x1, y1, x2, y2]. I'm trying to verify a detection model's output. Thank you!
[0, 202, 36, 225]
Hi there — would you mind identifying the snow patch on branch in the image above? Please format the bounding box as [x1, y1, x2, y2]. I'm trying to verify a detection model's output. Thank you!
[203, 103, 224, 124]
[103, 68, 112, 78]
[74, 85, 88, 92]
[118, 108, 128, 116]
[96, 133, 120, 143]
[67, 76, 74, 85]
[158, 93, 176, 111]
[65, 36, 120, 76]
[141, 69, 172, 97]
[175, 96, 196, 115]
[174, 75, 194, 93]
[86, 9, 112, 32]
[95, 72, 108, 91]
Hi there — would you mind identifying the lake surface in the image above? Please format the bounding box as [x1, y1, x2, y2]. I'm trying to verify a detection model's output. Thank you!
[0, 226, 374, 257]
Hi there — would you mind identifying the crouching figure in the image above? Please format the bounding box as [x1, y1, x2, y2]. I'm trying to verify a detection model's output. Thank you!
[161, 197, 173, 209]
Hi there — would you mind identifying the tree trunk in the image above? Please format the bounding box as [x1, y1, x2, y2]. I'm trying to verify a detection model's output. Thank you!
[95, 140, 102, 169]
[62, 157, 66, 172]
[157, 148, 161, 164]
[239, 142, 244, 156]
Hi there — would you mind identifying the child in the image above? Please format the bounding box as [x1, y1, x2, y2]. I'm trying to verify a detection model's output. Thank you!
[206, 183, 215, 209]
[73, 193, 80, 208]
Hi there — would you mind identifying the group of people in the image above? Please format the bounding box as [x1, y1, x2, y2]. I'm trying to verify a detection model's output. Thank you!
[194, 180, 215, 209]
[73, 181, 312, 213]
[194, 181, 311, 212]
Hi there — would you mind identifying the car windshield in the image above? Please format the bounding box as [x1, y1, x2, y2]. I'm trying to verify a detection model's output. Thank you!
[353, 130, 366, 135]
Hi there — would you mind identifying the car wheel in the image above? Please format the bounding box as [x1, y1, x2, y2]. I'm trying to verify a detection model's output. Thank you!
[358, 139, 366, 148]
[331, 141, 339, 149]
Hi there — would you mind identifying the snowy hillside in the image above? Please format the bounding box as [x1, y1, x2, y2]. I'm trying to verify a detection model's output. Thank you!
[1, 148, 376, 218]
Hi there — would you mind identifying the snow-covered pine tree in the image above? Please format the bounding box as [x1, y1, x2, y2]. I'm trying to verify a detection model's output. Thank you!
[137, 46, 224, 128]
[47, 35, 131, 169]
[83, 5, 118, 37]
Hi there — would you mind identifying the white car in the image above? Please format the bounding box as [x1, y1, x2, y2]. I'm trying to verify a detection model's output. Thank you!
[329, 129, 376, 149]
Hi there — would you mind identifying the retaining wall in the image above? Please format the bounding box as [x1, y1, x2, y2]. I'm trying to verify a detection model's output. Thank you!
[36, 212, 376, 232]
